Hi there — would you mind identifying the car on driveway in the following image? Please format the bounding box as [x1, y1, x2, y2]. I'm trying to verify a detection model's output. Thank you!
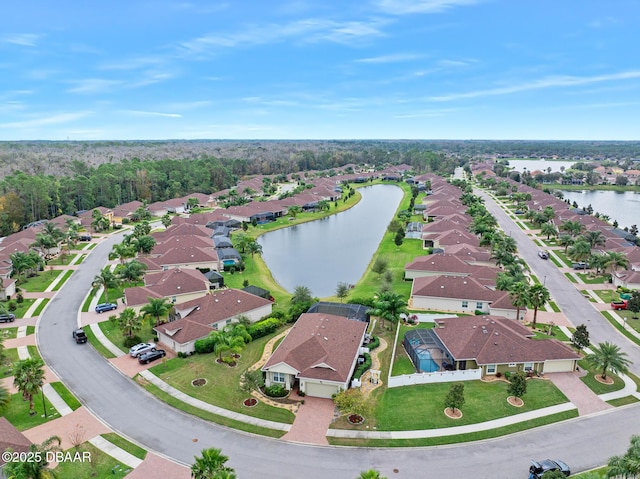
[95, 303, 117, 313]
[529, 459, 570, 478]
[129, 342, 156, 358]
[538, 250, 549, 259]
[72, 329, 88, 344]
[138, 349, 166, 364]
[572, 262, 589, 270]
[0, 313, 16, 323]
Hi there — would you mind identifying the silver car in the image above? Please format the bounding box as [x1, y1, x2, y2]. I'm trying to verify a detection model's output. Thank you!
[129, 342, 156, 358]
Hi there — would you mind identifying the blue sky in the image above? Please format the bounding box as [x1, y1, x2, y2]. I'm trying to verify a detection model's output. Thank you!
[1, 0, 639, 141]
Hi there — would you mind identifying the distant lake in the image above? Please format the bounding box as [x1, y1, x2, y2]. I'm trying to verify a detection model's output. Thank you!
[560, 190, 640, 230]
[508, 159, 576, 173]
[258, 184, 403, 297]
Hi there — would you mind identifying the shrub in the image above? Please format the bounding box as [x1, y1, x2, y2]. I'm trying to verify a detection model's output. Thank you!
[264, 384, 288, 398]
[16, 293, 24, 304]
[194, 336, 216, 354]
[122, 218, 130, 224]
[123, 335, 142, 348]
[177, 352, 187, 359]
[7, 301, 17, 312]
[353, 353, 372, 379]
[495, 371, 502, 378]
[247, 317, 282, 341]
[504, 371, 511, 380]
[367, 336, 380, 350]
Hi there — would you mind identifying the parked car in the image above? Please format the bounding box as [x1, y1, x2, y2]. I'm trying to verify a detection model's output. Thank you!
[129, 342, 156, 358]
[538, 250, 549, 259]
[0, 313, 16, 323]
[572, 262, 589, 270]
[78, 234, 92, 241]
[95, 303, 117, 313]
[529, 459, 570, 478]
[72, 329, 88, 344]
[611, 300, 628, 311]
[138, 349, 166, 364]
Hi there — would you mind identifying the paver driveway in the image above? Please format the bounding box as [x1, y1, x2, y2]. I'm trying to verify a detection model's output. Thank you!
[282, 396, 336, 445]
[548, 372, 613, 416]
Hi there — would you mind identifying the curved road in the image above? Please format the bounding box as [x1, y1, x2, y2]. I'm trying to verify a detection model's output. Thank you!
[37, 220, 640, 478]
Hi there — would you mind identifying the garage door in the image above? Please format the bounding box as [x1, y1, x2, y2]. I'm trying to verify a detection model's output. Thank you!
[304, 382, 340, 399]
[543, 360, 574, 374]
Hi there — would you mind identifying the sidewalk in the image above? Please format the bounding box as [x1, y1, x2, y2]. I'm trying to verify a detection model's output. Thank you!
[90, 322, 126, 357]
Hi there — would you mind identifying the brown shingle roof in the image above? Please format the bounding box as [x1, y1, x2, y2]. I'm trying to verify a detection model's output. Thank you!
[125, 268, 208, 307]
[0, 417, 32, 465]
[263, 313, 367, 384]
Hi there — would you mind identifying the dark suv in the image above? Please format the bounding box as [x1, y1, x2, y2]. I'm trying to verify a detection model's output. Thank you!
[95, 303, 117, 313]
[529, 459, 570, 478]
[0, 313, 16, 323]
[72, 329, 88, 344]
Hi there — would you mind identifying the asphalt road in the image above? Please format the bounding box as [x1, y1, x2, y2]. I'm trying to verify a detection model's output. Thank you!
[36, 221, 640, 478]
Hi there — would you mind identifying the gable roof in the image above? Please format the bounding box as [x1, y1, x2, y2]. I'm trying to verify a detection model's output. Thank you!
[432, 316, 580, 365]
[125, 268, 208, 306]
[411, 275, 503, 303]
[262, 313, 367, 383]
[0, 417, 32, 465]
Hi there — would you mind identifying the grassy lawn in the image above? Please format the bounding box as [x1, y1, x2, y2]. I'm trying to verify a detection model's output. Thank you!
[554, 250, 574, 267]
[27, 326, 35, 335]
[391, 322, 434, 375]
[98, 318, 155, 354]
[52, 443, 130, 479]
[11, 299, 36, 319]
[580, 290, 597, 302]
[140, 380, 286, 438]
[530, 323, 570, 342]
[85, 243, 97, 250]
[83, 326, 116, 359]
[608, 396, 639, 407]
[372, 379, 569, 431]
[549, 254, 563, 268]
[578, 359, 625, 394]
[101, 433, 147, 460]
[564, 273, 578, 284]
[3, 392, 60, 431]
[50, 381, 82, 410]
[46, 254, 77, 266]
[17, 270, 62, 292]
[593, 289, 619, 303]
[1, 327, 18, 339]
[27, 345, 42, 361]
[576, 273, 609, 284]
[148, 329, 295, 424]
[549, 301, 561, 312]
[81, 292, 93, 312]
[52, 269, 74, 291]
[1, 347, 20, 376]
[32, 299, 49, 316]
[328, 410, 578, 447]
[602, 311, 640, 347]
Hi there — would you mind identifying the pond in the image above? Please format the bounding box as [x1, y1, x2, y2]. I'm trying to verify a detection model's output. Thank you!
[559, 189, 640, 230]
[258, 184, 404, 297]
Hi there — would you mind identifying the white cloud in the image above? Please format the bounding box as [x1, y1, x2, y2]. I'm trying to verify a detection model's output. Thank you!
[0, 112, 90, 129]
[375, 0, 479, 15]
[428, 70, 640, 102]
[2, 33, 44, 47]
[67, 79, 123, 94]
[355, 53, 423, 64]
[120, 110, 182, 118]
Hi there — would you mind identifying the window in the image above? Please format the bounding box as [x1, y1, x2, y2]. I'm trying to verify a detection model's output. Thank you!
[524, 362, 533, 371]
[273, 372, 285, 383]
[476, 302, 483, 310]
[508, 363, 516, 368]
[461, 301, 469, 308]
[486, 364, 497, 374]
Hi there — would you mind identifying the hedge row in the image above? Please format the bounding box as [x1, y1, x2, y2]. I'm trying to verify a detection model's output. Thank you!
[367, 336, 380, 350]
[247, 317, 282, 341]
[353, 353, 372, 379]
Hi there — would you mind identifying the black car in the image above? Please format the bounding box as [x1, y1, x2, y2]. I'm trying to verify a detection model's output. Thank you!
[78, 234, 92, 241]
[0, 313, 16, 323]
[72, 329, 88, 344]
[138, 349, 166, 364]
[95, 303, 117, 313]
[529, 459, 570, 478]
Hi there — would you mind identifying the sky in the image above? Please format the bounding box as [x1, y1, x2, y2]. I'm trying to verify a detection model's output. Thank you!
[1, 0, 639, 141]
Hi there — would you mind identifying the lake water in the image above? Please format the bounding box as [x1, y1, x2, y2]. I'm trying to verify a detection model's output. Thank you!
[258, 184, 403, 297]
[508, 159, 576, 173]
[559, 190, 640, 230]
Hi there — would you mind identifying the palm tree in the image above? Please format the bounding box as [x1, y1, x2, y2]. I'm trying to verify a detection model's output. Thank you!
[291, 285, 313, 305]
[287, 205, 302, 219]
[370, 291, 408, 328]
[191, 447, 235, 479]
[10, 251, 37, 282]
[586, 341, 631, 381]
[109, 242, 136, 264]
[141, 297, 171, 327]
[358, 470, 387, 479]
[508, 282, 530, 322]
[92, 268, 120, 304]
[318, 199, 331, 211]
[133, 235, 156, 255]
[557, 234, 575, 253]
[607, 435, 640, 479]
[31, 233, 57, 256]
[118, 259, 147, 286]
[12, 358, 45, 415]
[540, 223, 558, 241]
[568, 239, 592, 263]
[245, 240, 263, 267]
[233, 233, 251, 253]
[4, 435, 62, 479]
[116, 308, 143, 339]
[560, 220, 585, 237]
[582, 230, 606, 249]
[42, 222, 64, 242]
[528, 284, 550, 328]
[590, 253, 609, 275]
[0, 383, 10, 415]
[604, 251, 629, 275]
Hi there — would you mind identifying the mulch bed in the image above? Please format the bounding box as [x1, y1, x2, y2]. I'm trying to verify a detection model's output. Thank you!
[347, 414, 364, 425]
[191, 378, 207, 387]
[243, 398, 258, 407]
[507, 396, 524, 407]
[444, 408, 463, 419]
[593, 374, 614, 385]
[215, 358, 237, 367]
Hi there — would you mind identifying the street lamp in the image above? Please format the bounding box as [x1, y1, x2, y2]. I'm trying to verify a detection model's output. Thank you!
[42, 389, 47, 418]
[543, 275, 547, 286]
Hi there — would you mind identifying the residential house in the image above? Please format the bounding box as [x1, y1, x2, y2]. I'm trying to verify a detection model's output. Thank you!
[261, 313, 368, 398]
[124, 268, 209, 311]
[0, 417, 32, 467]
[404, 254, 497, 283]
[155, 289, 273, 354]
[612, 270, 640, 290]
[111, 200, 143, 224]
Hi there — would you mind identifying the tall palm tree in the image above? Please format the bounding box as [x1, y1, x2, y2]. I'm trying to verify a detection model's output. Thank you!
[607, 435, 640, 479]
[582, 230, 606, 249]
[245, 240, 263, 267]
[528, 284, 550, 328]
[92, 269, 120, 304]
[191, 447, 234, 479]
[540, 223, 558, 240]
[604, 251, 629, 275]
[12, 358, 45, 415]
[116, 307, 143, 339]
[508, 282, 530, 322]
[141, 297, 171, 327]
[109, 242, 136, 264]
[10, 251, 37, 282]
[118, 259, 147, 286]
[557, 234, 575, 253]
[0, 384, 10, 415]
[233, 233, 251, 253]
[133, 235, 156, 255]
[370, 291, 408, 328]
[586, 341, 631, 381]
[560, 220, 585, 237]
[287, 205, 302, 219]
[568, 239, 592, 263]
[42, 222, 64, 242]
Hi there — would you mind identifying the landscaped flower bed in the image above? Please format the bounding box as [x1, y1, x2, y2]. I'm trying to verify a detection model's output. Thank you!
[243, 398, 258, 407]
[347, 414, 364, 425]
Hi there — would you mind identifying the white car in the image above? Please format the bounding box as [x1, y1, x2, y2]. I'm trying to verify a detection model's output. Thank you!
[129, 342, 156, 358]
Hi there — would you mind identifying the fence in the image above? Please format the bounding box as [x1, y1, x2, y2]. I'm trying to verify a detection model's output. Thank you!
[387, 368, 482, 388]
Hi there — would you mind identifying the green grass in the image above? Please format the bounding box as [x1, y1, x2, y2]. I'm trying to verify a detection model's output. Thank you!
[607, 396, 640, 407]
[98, 318, 155, 354]
[50, 381, 82, 410]
[101, 433, 147, 460]
[554, 250, 574, 267]
[372, 379, 568, 431]
[1, 347, 20, 376]
[573, 467, 608, 478]
[391, 355, 415, 375]
[593, 289, 618, 303]
[1, 327, 18, 339]
[27, 345, 42, 361]
[530, 324, 570, 341]
[83, 325, 116, 359]
[544, 183, 640, 193]
[32, 299, 49, 316]
[46, 254, 77, 266]
[140, 380, 286, 438]
[85, 243, 97, 250]
[580, 290, 597, 302]
[52, 269, 74, 291]
[328, 410, 578, 447]
[549, 301, 561, 312]
[576, 273, 609, 284]
[27, 326, 35, 335]
[578, 359, 626, 394]
[3, 392, 60, 431]
[564, 273, 578, 283]
[148, 331, 295, 424]
[549, 254, 563, 268]
[81, 292, 93, 312]
[17, 270, 62, 292]
[602, 311, 640, 347]
[11, 299, 36, 319]
[52, 443, 130, 479]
